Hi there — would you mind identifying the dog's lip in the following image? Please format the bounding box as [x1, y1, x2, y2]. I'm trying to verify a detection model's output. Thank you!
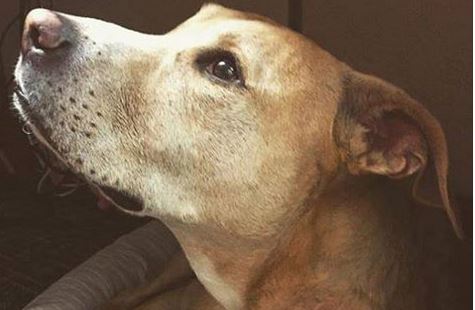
[15, 82, 143, 213]
[14, 84, 29, 104]
[94, 184, 144, 212]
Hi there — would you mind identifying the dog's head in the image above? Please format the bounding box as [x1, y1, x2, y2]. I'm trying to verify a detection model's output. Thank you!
[13, 4, 462, 238]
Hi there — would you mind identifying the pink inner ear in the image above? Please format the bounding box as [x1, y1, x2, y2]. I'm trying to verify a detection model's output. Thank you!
[361, 111, 427, 178]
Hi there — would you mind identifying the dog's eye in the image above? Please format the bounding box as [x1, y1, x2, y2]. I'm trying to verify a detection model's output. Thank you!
[207, 58, 240, 82]
[196, 50, 244, 86]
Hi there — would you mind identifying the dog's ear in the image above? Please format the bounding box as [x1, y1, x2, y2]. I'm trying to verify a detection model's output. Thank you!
[334, 70, 463, 238]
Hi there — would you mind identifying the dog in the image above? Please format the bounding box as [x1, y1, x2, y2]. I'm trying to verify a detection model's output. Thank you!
[13, 4, 469, 309]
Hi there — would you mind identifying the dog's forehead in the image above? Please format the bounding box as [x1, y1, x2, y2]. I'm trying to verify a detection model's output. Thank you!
[192, 3, 278, 26]
[169, 4, 284, 47]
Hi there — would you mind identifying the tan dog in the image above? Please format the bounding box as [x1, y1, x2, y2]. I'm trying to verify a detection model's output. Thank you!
[13, 4, 468, 309]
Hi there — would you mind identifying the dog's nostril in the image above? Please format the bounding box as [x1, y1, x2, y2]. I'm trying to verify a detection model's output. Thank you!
[22, 8, 70, 54]
[30, 27, 41, 49]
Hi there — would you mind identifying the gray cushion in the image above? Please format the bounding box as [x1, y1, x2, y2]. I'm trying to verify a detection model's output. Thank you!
[23, 220, 179, 310]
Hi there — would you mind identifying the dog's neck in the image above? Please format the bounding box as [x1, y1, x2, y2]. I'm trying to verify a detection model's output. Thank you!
[166, 176, 422, 309]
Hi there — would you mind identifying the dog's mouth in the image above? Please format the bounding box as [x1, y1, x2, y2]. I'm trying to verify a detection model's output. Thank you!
[95, 186, 144, 212]
[14, 85, 144, 213]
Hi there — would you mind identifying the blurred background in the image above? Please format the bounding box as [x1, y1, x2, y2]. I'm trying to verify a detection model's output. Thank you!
[0, 0, 472, 309]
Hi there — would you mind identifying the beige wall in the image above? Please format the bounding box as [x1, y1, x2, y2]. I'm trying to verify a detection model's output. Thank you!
[1, 1, 471, 197]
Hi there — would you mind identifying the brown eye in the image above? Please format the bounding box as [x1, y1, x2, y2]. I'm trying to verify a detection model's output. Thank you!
[196, 50, 244, 86]
[204, 55, 244, 85]
[209, 58, 239, 81]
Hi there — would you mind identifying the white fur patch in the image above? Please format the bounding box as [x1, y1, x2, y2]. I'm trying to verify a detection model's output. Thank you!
[191, 255, 242, 309]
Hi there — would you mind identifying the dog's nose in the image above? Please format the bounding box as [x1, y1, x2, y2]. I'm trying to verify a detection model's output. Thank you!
[21, 9, 68, 54]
